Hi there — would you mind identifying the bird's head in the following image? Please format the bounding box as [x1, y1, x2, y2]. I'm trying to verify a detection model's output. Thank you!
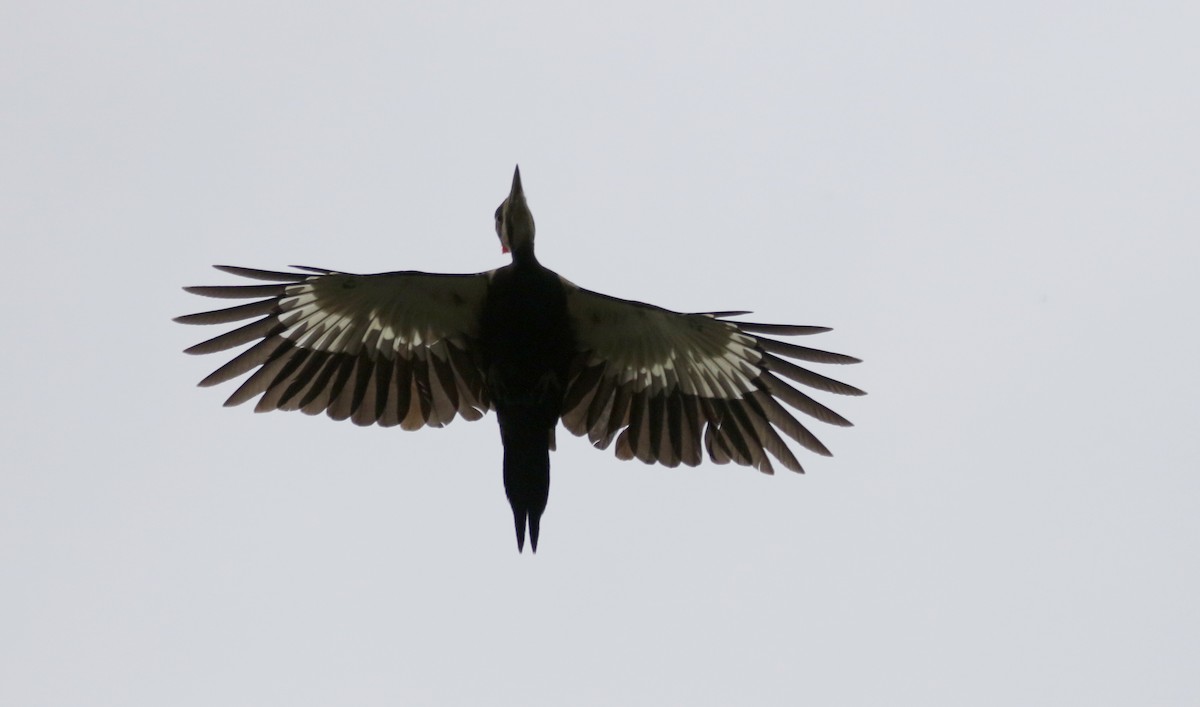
[495, 165, 535, 257]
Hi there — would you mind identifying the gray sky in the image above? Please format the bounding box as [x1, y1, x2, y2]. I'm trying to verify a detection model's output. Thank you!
[3, 1, 1198, 705]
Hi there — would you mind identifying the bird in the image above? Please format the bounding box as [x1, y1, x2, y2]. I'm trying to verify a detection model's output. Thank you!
[176, 166, 864, 552]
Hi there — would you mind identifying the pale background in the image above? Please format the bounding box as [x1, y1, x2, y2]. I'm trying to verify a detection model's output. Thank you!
[3, 2, 1198, 705]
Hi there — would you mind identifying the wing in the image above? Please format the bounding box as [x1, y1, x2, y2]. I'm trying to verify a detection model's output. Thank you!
[176, 265, 492, 429]
[560, 285, 864, 474]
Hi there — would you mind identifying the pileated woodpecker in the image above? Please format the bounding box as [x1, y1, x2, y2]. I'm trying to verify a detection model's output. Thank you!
[177, 167, 863, 552]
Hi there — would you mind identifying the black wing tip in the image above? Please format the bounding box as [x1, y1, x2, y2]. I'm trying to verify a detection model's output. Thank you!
[816, 352, 863, 365]
[196, 371, 226, 387]
[809, 439, 835, 456]
[213, 264, 319, 280]
[211, 264, 288, 274]
[211, 264, 262, 277]
[706, 310, 754, 318]
[790, 325, 833, 334]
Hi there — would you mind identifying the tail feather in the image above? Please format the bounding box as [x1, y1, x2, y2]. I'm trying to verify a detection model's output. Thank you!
[512, 508, 528, 552]
[502, 425, 551, 553]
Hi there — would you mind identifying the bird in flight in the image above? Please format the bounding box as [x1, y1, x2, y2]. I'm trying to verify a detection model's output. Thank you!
[177, 167, 864, 552]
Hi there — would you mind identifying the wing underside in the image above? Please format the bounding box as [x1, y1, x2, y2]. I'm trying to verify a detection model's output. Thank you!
[177, 265, 492, 429]
[561, 286, 864, 474]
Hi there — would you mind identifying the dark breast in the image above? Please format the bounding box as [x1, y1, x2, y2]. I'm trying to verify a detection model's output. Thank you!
[479, 264, 576, 420]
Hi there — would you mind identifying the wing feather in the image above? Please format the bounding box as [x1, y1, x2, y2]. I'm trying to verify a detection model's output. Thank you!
[744, 393, 804, 473]
[184, 317, 283, 355]
[379, 356, 408, 428]
[326, 355, 363, 421]
[583, 368, 618, 439]
[760, 372, 853, 427]
[446, 345, 487, 420]
[253, 346, 312, 412]
[372, 353, 396, 426]
[295, 354, 345, 415]
[222, 341, 293, 405]
[212, 265, 308, 281]
[762, 352, 867, 396]
[679, 395, 704, 467]
[178, 266, 492, 430]
[426, 351, 459, 427]
[624, 389, 647, 461]
[664, 393, 683, 468]
[184, 284, 289, 299]
[348, 355, 377, 420]
[732, 322, 831, 336]
[756, 337, 862, 365]
[562, 285, 861, 474]
[351, 360, 382, 427]
[174, 299, 278, 325]
[712, 398, 762, 471]
[201, 336, 288, 388]
[288, 349, 339, 412]
[750, 389, 830, 457]
[404, 355, 433, 430]
[603, 383, 634, 449]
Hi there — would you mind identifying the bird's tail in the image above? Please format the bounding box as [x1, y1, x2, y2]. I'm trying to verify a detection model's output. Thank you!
[501, 425, 552, 553]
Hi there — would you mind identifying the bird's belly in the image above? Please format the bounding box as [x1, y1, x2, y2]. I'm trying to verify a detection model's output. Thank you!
[485, 320, 568, 404]
[479, 267, 576, 419]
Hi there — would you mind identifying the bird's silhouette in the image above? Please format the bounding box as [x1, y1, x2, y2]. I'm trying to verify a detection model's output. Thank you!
[177, 167, 864, 551]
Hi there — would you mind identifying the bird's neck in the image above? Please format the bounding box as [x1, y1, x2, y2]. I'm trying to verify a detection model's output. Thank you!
[510, 243, 539, 268]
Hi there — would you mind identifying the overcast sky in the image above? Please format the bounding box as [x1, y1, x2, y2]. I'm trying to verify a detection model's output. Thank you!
[3, 2, 1198, 705]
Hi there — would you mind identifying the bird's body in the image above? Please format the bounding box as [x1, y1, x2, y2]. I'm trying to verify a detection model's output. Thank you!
[177, 167, 863, 552]
[480, 255, 575, 551]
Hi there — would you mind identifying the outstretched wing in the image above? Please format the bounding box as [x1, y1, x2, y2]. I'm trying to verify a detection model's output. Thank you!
[560, 285, 864, 474]
[176, 265, 492, 429]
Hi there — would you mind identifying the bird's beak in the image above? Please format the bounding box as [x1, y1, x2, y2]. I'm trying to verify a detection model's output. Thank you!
[509, 165, 524, 204]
